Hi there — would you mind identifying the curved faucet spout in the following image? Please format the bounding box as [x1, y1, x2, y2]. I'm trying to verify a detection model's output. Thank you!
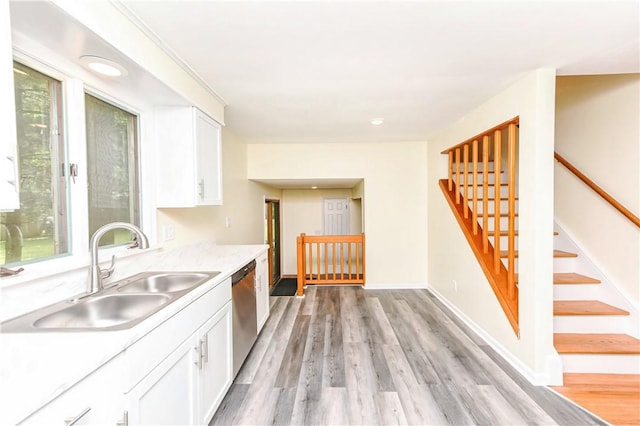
[88, 222, 149, 295]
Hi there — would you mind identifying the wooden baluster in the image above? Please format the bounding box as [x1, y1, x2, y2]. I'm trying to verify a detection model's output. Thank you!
[340, 242, 345, 280]
[455, 148, 461, 204]
[472, 140, 478, 234]
[463, 145, 469, 218]
[448, 151, 454, 191]
[356, 242, 360, 280]
[493, 130, 502, 274]
[332, 242, 336, 280]
[316, 243, 321, 280]
[324, 242, 328, 280]
[297, 235, 304, 296]
[507, 123, 517, 299]
[348, 242, 353, 279]
[483, 135, 489, 253]
[361, 233, 366, 284]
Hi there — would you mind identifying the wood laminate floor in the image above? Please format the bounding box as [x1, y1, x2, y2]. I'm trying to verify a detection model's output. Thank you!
[210, 287, 605, 425]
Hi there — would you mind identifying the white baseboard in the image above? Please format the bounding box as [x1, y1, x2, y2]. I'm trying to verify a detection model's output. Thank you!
[364, 282, 429, 290]
[427, 286, 561, 386]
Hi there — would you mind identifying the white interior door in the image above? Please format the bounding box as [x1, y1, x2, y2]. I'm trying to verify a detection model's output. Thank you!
[323, 198, 349, 235]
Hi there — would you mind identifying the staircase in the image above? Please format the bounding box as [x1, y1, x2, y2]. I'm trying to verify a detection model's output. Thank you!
[441, 122, 640, 424]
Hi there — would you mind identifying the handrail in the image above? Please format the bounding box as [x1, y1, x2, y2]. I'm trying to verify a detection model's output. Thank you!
[441, 118, 520, 336]
[554, 152, 640, 228]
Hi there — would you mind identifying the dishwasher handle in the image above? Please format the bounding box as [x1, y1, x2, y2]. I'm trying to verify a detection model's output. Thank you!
[232, 260, 256, 285]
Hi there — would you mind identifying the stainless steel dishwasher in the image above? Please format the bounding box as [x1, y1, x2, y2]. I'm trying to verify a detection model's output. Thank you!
[231, 259, 257, 377]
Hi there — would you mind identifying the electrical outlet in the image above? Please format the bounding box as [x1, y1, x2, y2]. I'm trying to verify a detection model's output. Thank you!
[225, 217, 231, 228]
[162, 225, 175, 241]
[453, 279, 458, 292]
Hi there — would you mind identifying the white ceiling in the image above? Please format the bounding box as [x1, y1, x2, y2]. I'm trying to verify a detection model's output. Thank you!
[119, 1, 639, 145]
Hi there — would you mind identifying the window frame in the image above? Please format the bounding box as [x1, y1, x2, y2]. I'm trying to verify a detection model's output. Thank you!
[2, 52, 150, 284]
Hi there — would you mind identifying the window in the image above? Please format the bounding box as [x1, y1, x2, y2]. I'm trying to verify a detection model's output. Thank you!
[1, 61, 141, 267]
[85, 94, 139, 247]
[1, 62, 67, 265]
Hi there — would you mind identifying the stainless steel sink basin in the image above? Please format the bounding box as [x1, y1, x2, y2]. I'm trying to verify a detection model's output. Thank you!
[33, 294, 171, 329]
[0, 270, 220, 332]
[117, 272, 212, 293]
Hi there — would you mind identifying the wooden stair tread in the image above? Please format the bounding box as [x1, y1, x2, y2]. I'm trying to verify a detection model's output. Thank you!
[559, 373, 640, 391]
[486, 212, 519, 217]
[554, 333, 640, 354]
[553, 272, 601, 284]
[488, 230, 559, 236]
[500, 249, 577, 258]
[554, 300, 629, 316]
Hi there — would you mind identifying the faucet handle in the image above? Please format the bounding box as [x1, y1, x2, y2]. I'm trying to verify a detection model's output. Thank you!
[101, 255, 117, 280]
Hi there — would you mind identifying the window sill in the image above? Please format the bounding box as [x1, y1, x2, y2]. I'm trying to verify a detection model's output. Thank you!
[0, 245, 163, 289]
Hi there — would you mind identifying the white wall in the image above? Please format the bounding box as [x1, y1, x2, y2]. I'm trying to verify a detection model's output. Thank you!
[281, 188, 356, 275]
[555, 74, 640, 307]
[427, 69, 559, 384]
[157, 129, 281, 248]
[247, 141, 429, 287]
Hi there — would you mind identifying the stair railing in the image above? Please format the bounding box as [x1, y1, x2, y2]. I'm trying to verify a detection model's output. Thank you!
[440, 117, 520, 335]
[554, 152, 640, 228]
[296, 233, 366, 296]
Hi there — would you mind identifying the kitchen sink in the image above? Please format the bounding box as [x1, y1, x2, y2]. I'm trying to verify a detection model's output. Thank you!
[33, 293, 171, 329]
[117, 272, 212, 293]
[0, 270, 220, 332]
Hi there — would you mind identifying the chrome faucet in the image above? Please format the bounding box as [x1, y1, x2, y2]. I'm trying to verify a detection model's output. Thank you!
[88, 222, 149, 295]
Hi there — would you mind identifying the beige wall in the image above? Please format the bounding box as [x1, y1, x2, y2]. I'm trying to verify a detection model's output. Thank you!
[427, 69, 559, 384]
[281, 188, 359, 275]
[156, 128, 280, 248]
[247, 141, 428, 287]
[555, 74, 640, 306]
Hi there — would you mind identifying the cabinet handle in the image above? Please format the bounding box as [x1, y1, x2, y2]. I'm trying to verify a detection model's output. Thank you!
[194, 345, 202, 369]
[64, 407, 91, 425]
[198, 178, 205, 200]
[116, 410, 128, 426]
[201, 335, 209, 363]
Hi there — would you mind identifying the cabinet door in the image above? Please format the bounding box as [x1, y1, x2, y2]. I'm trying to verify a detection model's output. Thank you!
[0, 0, 19, 211]
[256, 252, 270, 332]
[20, 356, 125, 426]
[195, 109, 222, 205]
[196, 301, 232, 425]
[127, 337, 198, 425]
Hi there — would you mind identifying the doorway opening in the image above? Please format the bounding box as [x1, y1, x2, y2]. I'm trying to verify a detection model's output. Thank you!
[265, 199, 281, 290]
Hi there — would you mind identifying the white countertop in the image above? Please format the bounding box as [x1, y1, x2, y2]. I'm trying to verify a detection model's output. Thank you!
[0, 242, 267, 425]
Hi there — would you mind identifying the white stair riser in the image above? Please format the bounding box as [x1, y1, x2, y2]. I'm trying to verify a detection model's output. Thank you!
[553, 257, 580, 271]
[464, 185, 511, 199]
[554, 316, 629, 334]
[470, 200, 518, 215]
[453, 172, 504, 185]
[559, 353, 640, 374]
[482, 216, 519, 231]
[553, 284, 600, 300]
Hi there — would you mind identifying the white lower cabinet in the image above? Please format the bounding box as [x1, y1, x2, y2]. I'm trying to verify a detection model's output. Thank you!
[255, 252, 270, 332]
[19, 355, 126, 425]
[125, 284, 233, 426]
[126, 336, 198, 425]
[19, 273, 238, 426]
[196, 302, 233, 424]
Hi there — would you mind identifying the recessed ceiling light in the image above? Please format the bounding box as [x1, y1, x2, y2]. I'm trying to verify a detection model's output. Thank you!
[79, 55, 128, 77]
[370, 118, 384, 126]
[311, 186, 318, 190]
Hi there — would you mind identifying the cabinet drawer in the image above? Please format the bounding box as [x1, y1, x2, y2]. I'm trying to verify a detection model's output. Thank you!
[124, 277, 231, 391]
[19, 355, 124, 425]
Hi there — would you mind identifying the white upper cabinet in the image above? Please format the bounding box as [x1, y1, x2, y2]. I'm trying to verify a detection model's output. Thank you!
[0, 1, 19, 211]
[155, 107, 223, 207]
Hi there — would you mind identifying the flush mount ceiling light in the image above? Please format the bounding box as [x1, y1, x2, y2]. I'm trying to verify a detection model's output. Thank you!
[79, 55, 127, 77]
[370, 118, 384, 126]
[311, 186, 318, 190]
